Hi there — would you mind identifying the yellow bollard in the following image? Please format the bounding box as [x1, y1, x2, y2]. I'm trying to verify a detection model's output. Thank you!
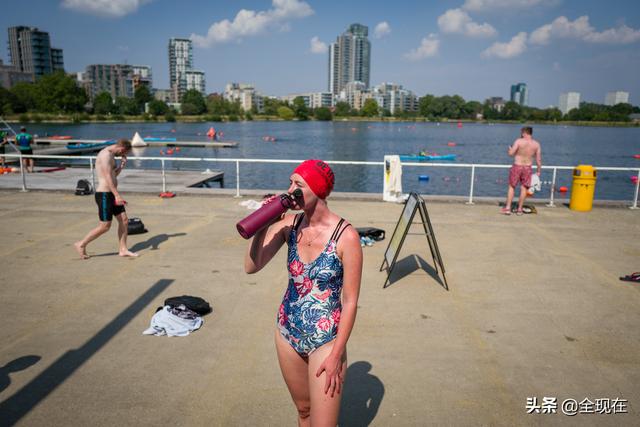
[569, 165, 597, 211]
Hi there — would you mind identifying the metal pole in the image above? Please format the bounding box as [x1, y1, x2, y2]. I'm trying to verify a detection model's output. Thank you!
[546, 167, 557, 207]
[19, 153, 27, 192]
[466, 165, 475, 205]
[89, 157, 95, 191]
[161, 159, 166, 193]
[235, 160, 240, 197]
[631, 170, 639, 210]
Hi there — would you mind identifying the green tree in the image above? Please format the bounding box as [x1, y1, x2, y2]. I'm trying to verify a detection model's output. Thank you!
[206, 94, 227, 115]
[314, 107, 333, 121]
[134, 85, 152, 113]
[0, 87, 19, 114]
[10, 82, 37, 112]
[502, 101, 523, 120]
[334, 101, 351, 116]
[34, 71, 87, 112]
[292, 96, 309, 120]
[361, 99, 379, 117]
[147, 99, 169, 116]
[93, 91, 114, 115]
[263, 97, 286, 116]
[114, 97, 139, 115]
[462, 101, 482, 119]
[418, 94, 435, 117]
[277, 106, 295, 120]
[181, 89, 206, 115]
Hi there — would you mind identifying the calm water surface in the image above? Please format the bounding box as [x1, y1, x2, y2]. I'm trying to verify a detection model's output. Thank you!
[24, 121, 640, 200]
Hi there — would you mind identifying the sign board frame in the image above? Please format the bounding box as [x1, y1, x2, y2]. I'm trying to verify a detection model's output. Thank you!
[380, 193, 448, 289]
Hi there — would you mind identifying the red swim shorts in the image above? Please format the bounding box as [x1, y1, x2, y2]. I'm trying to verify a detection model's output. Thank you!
[508, 164, 532, 188]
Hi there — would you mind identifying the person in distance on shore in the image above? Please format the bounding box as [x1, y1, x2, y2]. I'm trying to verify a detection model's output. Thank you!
[244, 159, 363, 426]
[501, 126, 542, 215]
[74, 139, 138, 259]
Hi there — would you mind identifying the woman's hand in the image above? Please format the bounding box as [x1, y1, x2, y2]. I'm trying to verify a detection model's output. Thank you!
[316, 352, 344, 397]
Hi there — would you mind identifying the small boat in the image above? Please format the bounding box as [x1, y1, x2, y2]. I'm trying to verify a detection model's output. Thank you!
[143, 137, 177, 142]
[400, 154, 456, 162]
[66, 140, 115, 150]
[50, 135, 73, 140]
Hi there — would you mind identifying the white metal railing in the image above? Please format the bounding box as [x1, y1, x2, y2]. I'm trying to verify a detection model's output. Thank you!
[3, 153, 640, 209]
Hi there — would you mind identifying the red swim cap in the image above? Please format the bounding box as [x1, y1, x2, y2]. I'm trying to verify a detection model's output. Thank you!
[293, 159, 335, 199]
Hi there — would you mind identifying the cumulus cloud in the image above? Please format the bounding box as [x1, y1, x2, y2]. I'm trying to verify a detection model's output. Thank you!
[404, 34, 440, 61]
[438, 8, 497, 38]
[481, 32, 528, 58]
[462, 0, 556, 11]
[61, 0, 151, 17]
[530, 16, 640, 45]
[309, 36, 327, 54]
[191, 0, 314, 48]
[374, 21, 391, 39]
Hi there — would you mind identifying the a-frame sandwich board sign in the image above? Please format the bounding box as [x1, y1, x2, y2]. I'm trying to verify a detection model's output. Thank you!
[380, 192, 448, 289]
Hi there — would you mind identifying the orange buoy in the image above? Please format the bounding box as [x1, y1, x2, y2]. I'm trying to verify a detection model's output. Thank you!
[634, 154, 640, 159]
[159, 150, 165, 155]
[166, 149, 174, 155]
[175, 147, 181, 152]
[159, 191, 176, 198]
[558, 186, 568, 193]
[447, 142, 457, 147]
[457, 122, 462, 128]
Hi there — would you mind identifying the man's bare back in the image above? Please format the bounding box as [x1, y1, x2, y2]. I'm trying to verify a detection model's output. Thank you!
[509, 136, 541, 170]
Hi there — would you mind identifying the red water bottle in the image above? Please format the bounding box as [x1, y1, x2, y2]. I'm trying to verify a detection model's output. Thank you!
[236, 189, 301, 239]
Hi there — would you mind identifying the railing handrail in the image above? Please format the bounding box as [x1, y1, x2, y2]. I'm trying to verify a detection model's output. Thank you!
[2, 153, 639, 208]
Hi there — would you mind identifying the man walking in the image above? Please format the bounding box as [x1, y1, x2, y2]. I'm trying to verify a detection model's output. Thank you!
[74, 139, 138, 259]
[15, 127, 34, 172]
[501, 127, 542, 215]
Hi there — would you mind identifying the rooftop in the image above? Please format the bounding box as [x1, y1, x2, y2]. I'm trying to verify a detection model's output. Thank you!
[0, 191, 638, 425]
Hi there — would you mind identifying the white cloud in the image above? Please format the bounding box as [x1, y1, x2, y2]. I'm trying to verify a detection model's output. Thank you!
[437, 8, 497, 38]
[530, 16, 640, 45]
[374, 21, 391, 39]
[462, 0, 556, 12]
[309, 36, 327, 54]
[404, 34, 440, 61]
[61, 0, 151, 17]
[482, 32, 528, 58]
[191, 0, 314, 48]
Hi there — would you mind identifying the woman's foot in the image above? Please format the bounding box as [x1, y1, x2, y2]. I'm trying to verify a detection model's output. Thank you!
[74, 241, 90, 259]
[500, 207, 511, 215]
[515, 209, 524, 216]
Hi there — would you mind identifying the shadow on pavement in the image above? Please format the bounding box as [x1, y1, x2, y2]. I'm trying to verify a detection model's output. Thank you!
[0, 356, 41, 394]
[0, 279, 174, 426]
[385, 255, 445, 289]
[339, 361, 384, 427]
[130, 233, 187, 253]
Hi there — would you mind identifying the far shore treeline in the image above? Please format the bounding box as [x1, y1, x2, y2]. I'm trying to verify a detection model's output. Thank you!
[1, 71, 639, 125]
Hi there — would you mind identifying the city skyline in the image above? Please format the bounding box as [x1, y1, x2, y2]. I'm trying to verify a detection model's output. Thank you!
[1, 0, 639, 107]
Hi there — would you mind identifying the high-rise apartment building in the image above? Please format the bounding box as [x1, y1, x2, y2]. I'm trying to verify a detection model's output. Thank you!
[84, 64, 152, 101]
[510, 83, 528, 106]
[605, 91, 629, 106]
[372, 83, 418, 114]
[558, 92, 581, 115]
[168, 38, 206, 100]
[8, 26, 64, 78]
[328, 23, 371, 95]
[224, 83, 264, 113]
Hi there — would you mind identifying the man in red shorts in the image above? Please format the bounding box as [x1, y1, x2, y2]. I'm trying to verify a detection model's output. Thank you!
[501, 126, 542, 215]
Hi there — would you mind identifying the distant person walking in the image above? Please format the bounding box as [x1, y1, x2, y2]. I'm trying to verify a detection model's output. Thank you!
[0, 130, 8, 167]
[74, 139, 138, 259]
[501, 126, 542, 215]
[15, 127, 34, 172]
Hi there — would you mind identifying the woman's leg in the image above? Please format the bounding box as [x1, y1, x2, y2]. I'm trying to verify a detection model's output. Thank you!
[307, 341, 347, 427]
[275, 331, 311, 427]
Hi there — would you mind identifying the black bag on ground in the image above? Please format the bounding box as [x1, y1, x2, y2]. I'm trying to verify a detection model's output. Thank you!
[356, 227, 386, 241]
[164, 295, 212, 315]
[75, 179, 93, 195]
[127, 217, 148, 235]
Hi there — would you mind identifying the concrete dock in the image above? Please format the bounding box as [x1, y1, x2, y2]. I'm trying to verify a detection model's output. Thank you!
[0, 190, 638, 426]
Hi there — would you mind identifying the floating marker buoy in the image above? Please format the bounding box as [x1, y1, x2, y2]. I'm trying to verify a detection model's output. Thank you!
[457, 122, 462, 128]
[634, 154, 640, 159]
[166, 149, 174, 155]
[175, 147, 181, 152]
[631, 176, 639, 183]
[558, 186, 568, 193]
[418, 175, 430, 181]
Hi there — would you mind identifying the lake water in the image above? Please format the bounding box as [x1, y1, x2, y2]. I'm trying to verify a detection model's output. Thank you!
[24, 121, 640, 200]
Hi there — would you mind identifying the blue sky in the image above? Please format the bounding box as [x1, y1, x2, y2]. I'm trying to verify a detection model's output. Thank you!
[1, 0, 639, 107]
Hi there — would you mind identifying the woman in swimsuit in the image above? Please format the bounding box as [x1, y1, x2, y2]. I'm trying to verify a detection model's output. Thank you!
[245, 159, 363, 426]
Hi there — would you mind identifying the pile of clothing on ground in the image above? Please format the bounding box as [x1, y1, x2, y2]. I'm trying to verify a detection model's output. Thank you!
[143, 295, 212, 337]
[356, 227, 386, 248]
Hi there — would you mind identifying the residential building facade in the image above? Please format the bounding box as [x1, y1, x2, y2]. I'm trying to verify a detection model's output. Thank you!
[224, 83, 263, 113]
[605, 91, 629, 106]
[328, 23, 371, 95]
[8, 26, 64, 78]
[510, 83, 528, 106]
[84, 64, 153, 102]
[558, 92, 581, 115]
[168, 38, 206, 100]
[0, 59, 34, 89]
[372, 83, 418, 114]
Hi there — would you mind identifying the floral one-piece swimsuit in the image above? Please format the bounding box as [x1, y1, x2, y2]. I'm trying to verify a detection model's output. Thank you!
[277, 213, 350, 356]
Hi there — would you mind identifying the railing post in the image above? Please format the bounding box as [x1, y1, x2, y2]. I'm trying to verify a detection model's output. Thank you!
[89, 157, 95, 191]
[161, 159, 166, 193]
[235, 160, 241, 197]
[19, 153, 27, 192]
[546, 167, 557, 207]
[466, 165, 475, 205]
[631, 170, 639, 210]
